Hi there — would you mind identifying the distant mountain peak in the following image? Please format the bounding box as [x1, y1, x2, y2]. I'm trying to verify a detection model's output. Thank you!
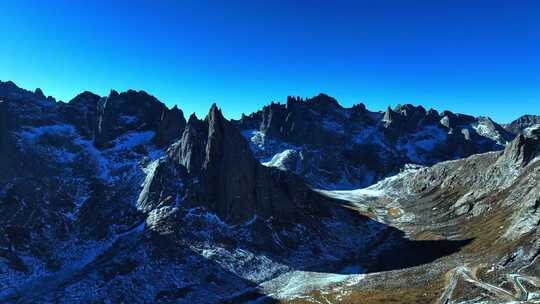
[505, 114, 540, 135]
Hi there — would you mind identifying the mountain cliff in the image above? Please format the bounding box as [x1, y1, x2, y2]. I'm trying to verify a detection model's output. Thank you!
[504, 114, 540, 135]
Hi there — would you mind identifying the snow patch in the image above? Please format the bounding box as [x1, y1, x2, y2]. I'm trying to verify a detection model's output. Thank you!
[109, 130, 156, 151]
[262, 149, 299, 171]
[261, 270, 365, 300]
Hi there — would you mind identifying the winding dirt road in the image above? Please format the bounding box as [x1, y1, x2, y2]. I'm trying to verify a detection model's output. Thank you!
[439, 265, 539, 304]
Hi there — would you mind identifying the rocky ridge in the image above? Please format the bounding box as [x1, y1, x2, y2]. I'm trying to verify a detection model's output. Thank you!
[0, 80, 538, 303]
[504, 114, 540, 135]
[236, 94, 514, 189]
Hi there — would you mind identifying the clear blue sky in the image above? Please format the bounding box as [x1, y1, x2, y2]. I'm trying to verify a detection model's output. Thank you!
[1, 0, 538, 122]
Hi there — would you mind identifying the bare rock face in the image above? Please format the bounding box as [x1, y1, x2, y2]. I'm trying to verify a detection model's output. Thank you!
[500, 132, 540, 167]
[155, 105, 186, 146]
[0, 81, 47, 102]
[95, 90, 185, 147]
[61, 91, 102, 139]
[198, 104, 259, 221]
[137, 158, 185, 212]
[168, 113, 206, 174]
[134, 103, 332, 225]
[505, 114, 540, 135]
[59, 89, 187, 146]
[161, 104, 331, 223]
[257, 95, 348, 146]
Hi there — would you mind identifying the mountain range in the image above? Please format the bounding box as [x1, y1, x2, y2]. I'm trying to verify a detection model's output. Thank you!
[0, 80, 539, 303]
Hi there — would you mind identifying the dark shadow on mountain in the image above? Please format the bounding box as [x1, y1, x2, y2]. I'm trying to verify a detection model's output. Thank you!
[176, 210, 472, 303]
[359, 223, 473, 273]
[190, 201, 474, 279]
[297, 214, 473, 275]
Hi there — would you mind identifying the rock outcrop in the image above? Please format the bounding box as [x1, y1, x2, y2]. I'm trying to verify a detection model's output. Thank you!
[61, 91, 102, 138]
[505, 114, 540, 135]
[500, 131, 540, 166]
[147, 104, 331, 223]
[94, 90, 186, 147]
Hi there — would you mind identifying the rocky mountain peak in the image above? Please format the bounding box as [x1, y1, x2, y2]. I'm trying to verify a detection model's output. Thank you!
[351, 102, 367, 112]
[160, 103, 331, 223]
[394, 104, 426, 116]
[95, 89, 185, 147]
[34, 88, 45, 100]
[235, 93, 518, 189]
[187, 112, 200, 124]
[427, 108, 439, 116]
[476, 116, 498, 128]
[206, 103, 224, 124]
[204, 103, 254, 170]
[1, 80, 538, 304]
[423, 108, 441, 124]
[505, 114, 540, 135]
[307, 93, 341, 108]
[500, 131, 540, 166]
[195, 104, 261, 221]
[286, 95, 304, 106]
[108, 89, 120, 98]
[383, 106, 396, 123]
[168, 114, 205, 174]
[70, 91, 101, 104]
[0, 80, 21, 97]
[61, 91, 103, 138]
[0, 80, 54, 102]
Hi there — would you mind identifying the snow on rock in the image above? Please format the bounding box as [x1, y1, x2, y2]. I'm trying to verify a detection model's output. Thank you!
[15, 124, 79, 163]
[260, 270, 365, 301]
[109, 130, 156, 151]
[318, 164, 423, 202]
[524, 124, 540, 137]
[397, 126, 448, 163]
[472, 118, 510, 145]
[137, 158, 164, 209]
[262, 149, 301, 171]
[241, 130, 268, 152]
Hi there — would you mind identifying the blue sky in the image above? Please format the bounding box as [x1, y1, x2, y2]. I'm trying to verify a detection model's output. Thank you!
[0, 0, 538, 122]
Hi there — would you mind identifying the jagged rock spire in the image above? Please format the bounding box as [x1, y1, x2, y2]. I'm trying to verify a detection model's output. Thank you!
[383, 106, 396, 124]
[34, 88, 45, 100]
[201, 103, 259, 221]
[500, 132, 540, 167]
[168, 112, 205, 174]
[164, 103, 330, 223]
[155, 104, 186, 146]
